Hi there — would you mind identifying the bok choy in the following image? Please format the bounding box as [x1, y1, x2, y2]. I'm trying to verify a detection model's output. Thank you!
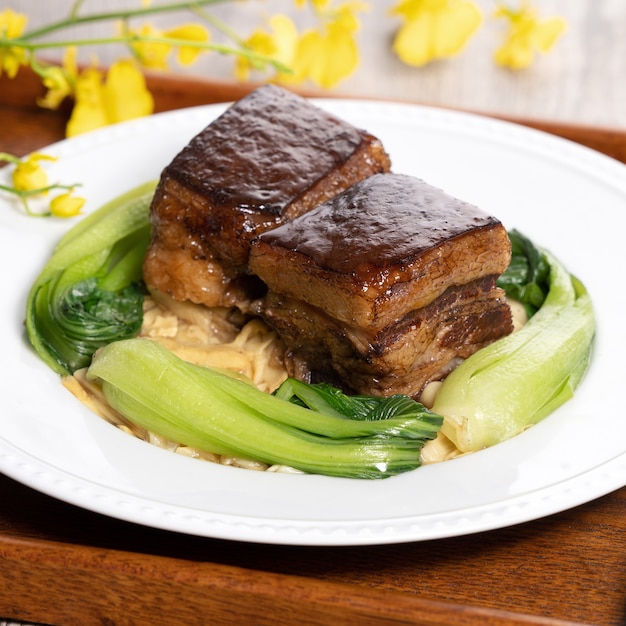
[25, 181, 156, 375]
[87, 338, 443, 479]
[25, 180, 595, 476]
[432, 232, 595, 452]
[496, 229, 551, 317]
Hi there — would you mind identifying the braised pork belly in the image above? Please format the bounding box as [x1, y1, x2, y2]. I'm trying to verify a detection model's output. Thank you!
[249, 173, 514, 397]
[143, 84, 391, 311]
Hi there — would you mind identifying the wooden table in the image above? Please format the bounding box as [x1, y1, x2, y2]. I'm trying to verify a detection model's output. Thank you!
[1, 70, 625, 626]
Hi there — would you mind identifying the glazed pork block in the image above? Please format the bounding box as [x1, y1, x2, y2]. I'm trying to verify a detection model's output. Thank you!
[249, 173, 514, 397]
[143, 84, 391, 310]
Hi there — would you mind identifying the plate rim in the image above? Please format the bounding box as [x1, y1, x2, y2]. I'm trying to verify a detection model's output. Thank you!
[1, 98, 625, 546]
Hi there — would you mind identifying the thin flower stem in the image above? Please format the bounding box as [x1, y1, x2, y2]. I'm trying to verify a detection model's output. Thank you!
[0, 182, 78, 197]
[9, 35, 291, 73]
[21, 199, 50, 217]
[0, 153, 21, 165]
[19, 0, 231, 41]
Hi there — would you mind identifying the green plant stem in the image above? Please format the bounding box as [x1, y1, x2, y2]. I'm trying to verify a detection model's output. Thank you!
[8, 35, 290, 73]
[0, 152, 21, 165]
[0, 182, 77, 197]
[18, 0, 231, 41]
[0, 183, 78, 217]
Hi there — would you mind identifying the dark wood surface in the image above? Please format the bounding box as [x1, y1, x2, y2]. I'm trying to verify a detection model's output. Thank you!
[1, 69, 625, 626]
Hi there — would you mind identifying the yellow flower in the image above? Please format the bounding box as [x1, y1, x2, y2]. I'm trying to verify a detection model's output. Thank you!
[66, 60, 154, 137]
[126, 22, 210, 70]
[238, 3, 364, 88]
[1, 152, 83, 217]
[294, 0, 333, 8]
[494, 1, 566, 69]
[235, 15, 299, 83]
[50, 190, 86, 218]
[37, 47, 78, 110]
[164, 24, 210, 66]
[127, 23, 171, 70]
[12, 153, 56, 193]
[292, 2, 365, 88]
[390, 0, 482, 67]
[104, 60, 154, 123]
[66, 67, 108, 136]
[0, 8, 28, 78]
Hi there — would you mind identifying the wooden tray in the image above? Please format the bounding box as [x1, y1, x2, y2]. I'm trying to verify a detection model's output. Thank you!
[1, 69, 625, 626]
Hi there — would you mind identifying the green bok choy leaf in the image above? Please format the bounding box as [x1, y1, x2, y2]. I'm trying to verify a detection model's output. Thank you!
[496, 229, 551, 317]
[25, 181, 156, 375]
[432, 237, 595, 453]
[87, 338, 443, 479]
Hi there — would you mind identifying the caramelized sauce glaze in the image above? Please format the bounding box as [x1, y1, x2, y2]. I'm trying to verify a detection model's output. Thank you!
[257, 173, 502, 282]
[165, 84, 366, 216]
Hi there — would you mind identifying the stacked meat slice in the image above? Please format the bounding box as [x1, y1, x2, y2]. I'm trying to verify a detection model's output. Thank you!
[143, 84, 391, 311]
[143, 84, 514, 399]
[249, 173, 514, 397]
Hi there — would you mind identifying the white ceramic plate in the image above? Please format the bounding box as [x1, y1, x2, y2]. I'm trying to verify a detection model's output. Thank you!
[1, 100, 624, 546]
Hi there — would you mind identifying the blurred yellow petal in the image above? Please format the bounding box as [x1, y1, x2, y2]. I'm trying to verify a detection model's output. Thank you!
[266, 15, 301, 83]
[294, 25, 359, 88]
[128, 23, 171, 70]
[50, 191, 86, 218]
[494, 39, 532, 69]
[290, 3, 363, 88]
[37, 47, 78, 110]
[236, 15, 299, 83]
[66, 61, 153, 137]
[532, 17, 566, 53]
[235, 29, 276, 82]
[391, 0, 482, 67]
[269, 15, 300, 66]
[291, 31, 324, 82]
[0, 8, 28, 77]
[12, 153, 56, 192]
[66, 68, 107, 137]
[392, 15, 433, 66]
[0, 8, 27, 37]
[164, 23, 210, 66]
[293, 0, 333, 8]
[494, 2, 567, 69]
[103, 59, 154, 123]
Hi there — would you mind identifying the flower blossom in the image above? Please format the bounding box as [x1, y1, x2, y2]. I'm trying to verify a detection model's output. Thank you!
[493, 1, 567, 69]
[11, 153, 56, 193]
[238, 2, 365, 89]
[50, 190, 86, 218]
[0, 8, 28, 77]
[293, 2, 365, 89]
[125, 22, 210, 70]
[37, 47, 78, 110]
[165, 24, 211, 66]
[37, 50, 153, 136]
[235, 15, 299, 83]
[1, 152, 84, 217]
[66, 60, 154, 137]
[294, 0, 333, 8]
[390, 0, 482, 67]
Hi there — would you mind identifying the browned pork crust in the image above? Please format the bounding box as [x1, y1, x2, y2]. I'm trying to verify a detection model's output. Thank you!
[143, 84, 391, 310]
[249, 173, 513, 396]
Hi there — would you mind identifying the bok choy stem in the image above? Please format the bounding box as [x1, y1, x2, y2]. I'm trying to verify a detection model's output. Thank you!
[432, 243, 595, 453]
[87, 338, 443, 479]
[25, 181, 156, 375]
